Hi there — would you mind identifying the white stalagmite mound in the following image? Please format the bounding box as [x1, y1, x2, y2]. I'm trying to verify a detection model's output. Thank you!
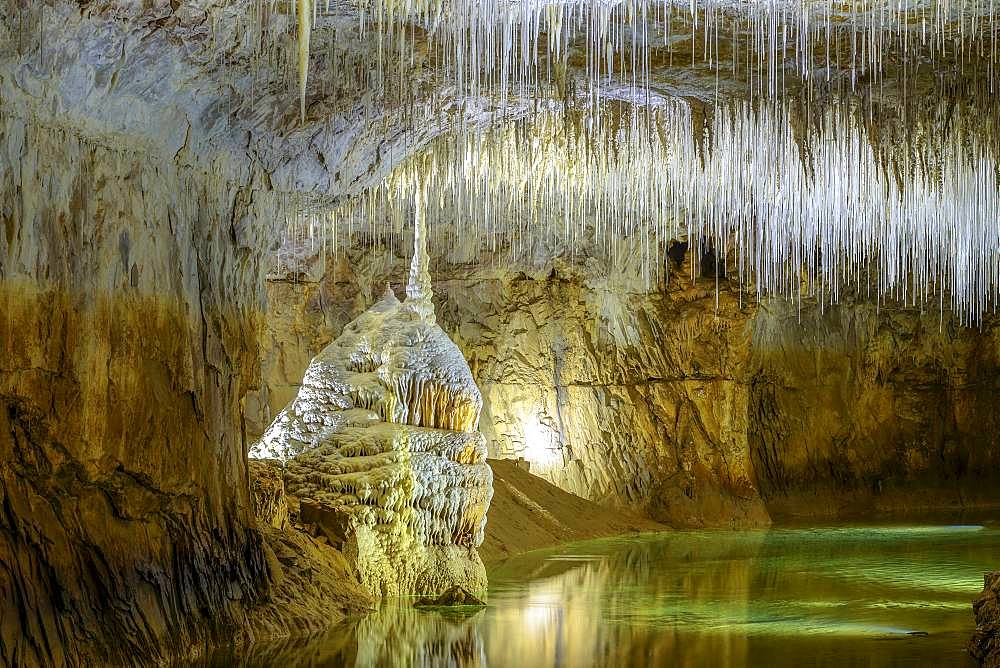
[250, 207, 493, 597]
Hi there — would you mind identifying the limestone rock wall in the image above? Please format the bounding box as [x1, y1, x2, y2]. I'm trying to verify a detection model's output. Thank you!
[970, 571, 1000, 667]
[0, 115, 273, 665]
[750, 301, 1000, 519]
[457, 270, 767, 528]
[252, 240, 1000, 526]
[250, 243, 769, 528]
[0, 1, 460, 662]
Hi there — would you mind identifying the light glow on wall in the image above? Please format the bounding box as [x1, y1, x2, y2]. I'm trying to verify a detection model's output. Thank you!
[520, 412, 564, 470]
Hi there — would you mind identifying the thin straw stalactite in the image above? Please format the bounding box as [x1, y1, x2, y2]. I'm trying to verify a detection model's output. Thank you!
[274, 0, 1000, 324]
[294, 96, 1000, 324]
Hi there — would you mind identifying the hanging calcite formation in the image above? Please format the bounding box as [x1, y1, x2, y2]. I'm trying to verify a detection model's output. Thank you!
[405, 190, 436, 323]
[290, 0, 998, 114]
[250, 209, 492, 597]
[318, 96, 1000, 323]
[297, 0, 312, 122]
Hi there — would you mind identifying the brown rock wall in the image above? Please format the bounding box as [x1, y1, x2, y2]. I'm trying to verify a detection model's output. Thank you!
[750, 301, 1000, 519]
[971, 571, 1000, 667]
[250, 246, 769, 528]
[0, 115, 274, 665]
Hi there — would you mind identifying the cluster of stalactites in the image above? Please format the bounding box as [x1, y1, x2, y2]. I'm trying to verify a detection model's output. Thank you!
[345, 367, 482, 433]
[286, 95, 1000, 324]
[383, 375, 482, 433]
[283, 0, 999, 118]
[297, 0, 313, 122]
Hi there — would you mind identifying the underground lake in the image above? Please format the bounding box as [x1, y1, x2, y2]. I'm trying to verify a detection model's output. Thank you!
[202, 524, 999, 667]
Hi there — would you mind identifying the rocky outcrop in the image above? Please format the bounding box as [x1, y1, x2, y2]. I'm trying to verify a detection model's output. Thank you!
[251, 525, 374, 642]
[0, 108, 381, 666]
[250, 224, 493, 598]
[250, 460, 291, 530]
[971, 572, 1000, 667]
[0, 110, 281, 665]
[0, 1, 435, 661]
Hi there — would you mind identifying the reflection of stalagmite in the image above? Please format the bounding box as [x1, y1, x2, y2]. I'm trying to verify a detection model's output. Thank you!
[250, 209, 493, 596]
[227, 604, 487, 667]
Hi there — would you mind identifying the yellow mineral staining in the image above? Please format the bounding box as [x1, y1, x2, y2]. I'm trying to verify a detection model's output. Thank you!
[350, 383, 384, 412]
[384, 376, 480, 433]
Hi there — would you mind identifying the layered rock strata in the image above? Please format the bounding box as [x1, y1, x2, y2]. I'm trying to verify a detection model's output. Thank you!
[0, 0, 485, 661]
[0, 112, 277, 666]
[0, 106, 385, 666]
[250, 222, 493, 597]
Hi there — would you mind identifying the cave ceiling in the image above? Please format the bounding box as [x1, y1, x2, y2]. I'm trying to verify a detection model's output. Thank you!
[1, 0, 998, 317]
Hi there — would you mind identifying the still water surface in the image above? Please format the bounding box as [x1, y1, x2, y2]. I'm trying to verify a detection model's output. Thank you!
[213, 525, 999, 667]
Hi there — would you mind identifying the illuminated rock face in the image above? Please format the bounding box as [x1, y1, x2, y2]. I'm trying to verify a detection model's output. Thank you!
[251, 224, 493, 596]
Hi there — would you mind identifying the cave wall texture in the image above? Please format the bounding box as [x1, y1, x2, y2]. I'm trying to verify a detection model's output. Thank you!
[2, 0, 999, 665]
[0, 114, 274, 665]
[751, 302, 1000, 519]
[251, 239, 1000, 527]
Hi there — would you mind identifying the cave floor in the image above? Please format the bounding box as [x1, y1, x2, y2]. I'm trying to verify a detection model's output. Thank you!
[200, 524, 998, 667]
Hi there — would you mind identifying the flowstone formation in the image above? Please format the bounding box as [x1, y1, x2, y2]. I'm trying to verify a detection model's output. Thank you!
[250, 214, 493, 597]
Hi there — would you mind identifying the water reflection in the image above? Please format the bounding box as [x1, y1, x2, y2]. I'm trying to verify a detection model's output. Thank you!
[204, 606, 486, 667]
[207, 526, 999, 667]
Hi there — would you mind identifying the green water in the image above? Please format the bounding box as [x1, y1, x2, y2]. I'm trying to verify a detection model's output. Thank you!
[211, 525, 999, 667]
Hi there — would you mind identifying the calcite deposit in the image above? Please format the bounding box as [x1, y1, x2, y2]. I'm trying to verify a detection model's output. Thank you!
[250, 460, 291, 530]
[250, 216, 493, 597]
[0, 3, 449, 662]
[4, 0, 1000, 665]
[251, 240, 773, 528]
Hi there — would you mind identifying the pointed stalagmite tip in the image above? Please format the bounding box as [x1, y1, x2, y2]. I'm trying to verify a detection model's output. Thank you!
[405, 190, 435, 323]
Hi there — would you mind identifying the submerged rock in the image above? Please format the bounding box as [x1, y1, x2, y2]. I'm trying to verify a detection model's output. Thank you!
[250, 216, 493, 598]
[414, 585, 486, 608]
[970, 571, 1000, 667]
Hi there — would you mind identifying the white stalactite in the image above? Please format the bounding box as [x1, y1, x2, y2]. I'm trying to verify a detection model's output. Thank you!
[273, 0, 999, 323]
[310, 98, 1000, 323]
[297, 0, 312, 123]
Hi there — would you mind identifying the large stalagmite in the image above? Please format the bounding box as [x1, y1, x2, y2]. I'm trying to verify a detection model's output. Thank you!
[250, 208, 493, 596]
